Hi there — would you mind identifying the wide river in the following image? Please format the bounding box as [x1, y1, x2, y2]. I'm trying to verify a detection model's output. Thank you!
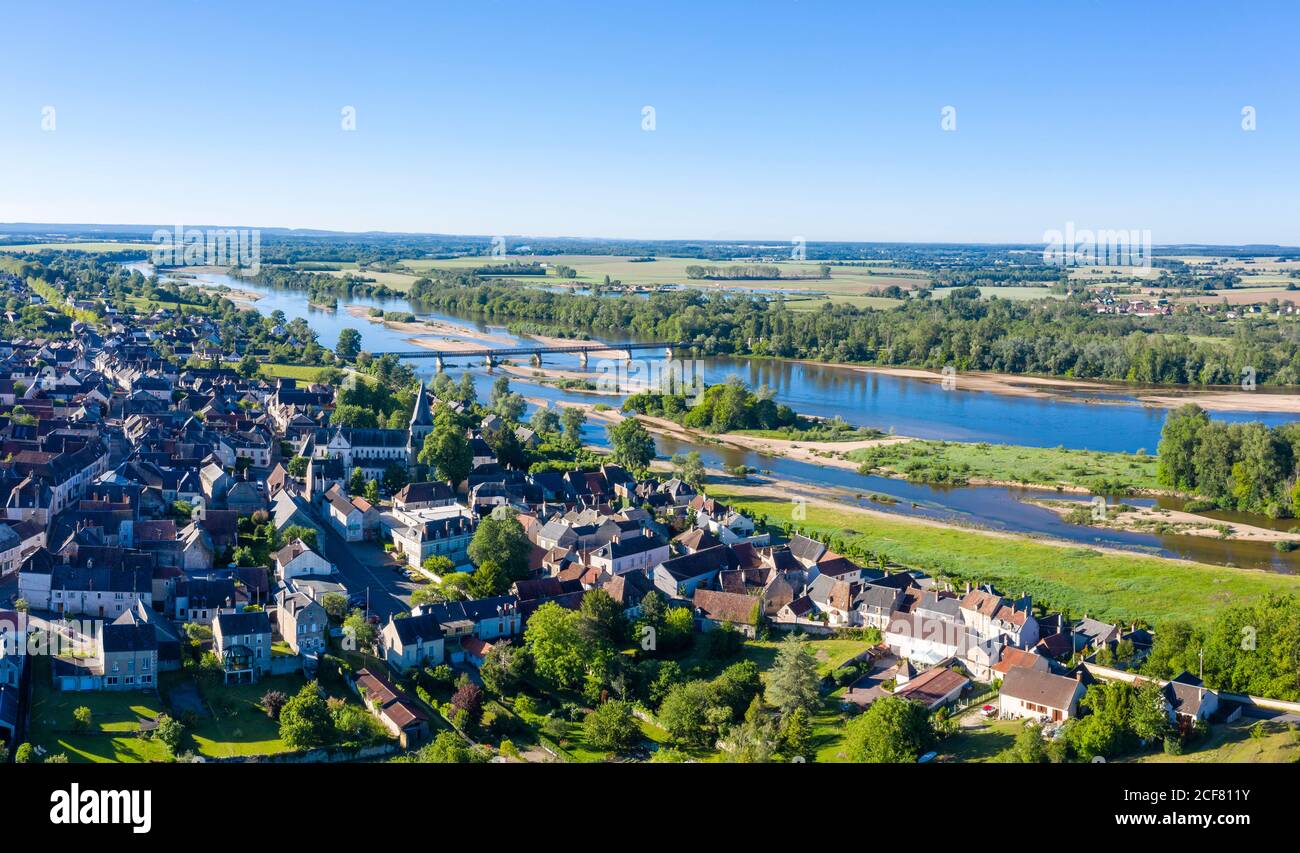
[138, 265, 1300, 573]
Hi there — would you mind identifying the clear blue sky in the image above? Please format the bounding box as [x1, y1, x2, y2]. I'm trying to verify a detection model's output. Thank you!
[1, 0, 1298, 244]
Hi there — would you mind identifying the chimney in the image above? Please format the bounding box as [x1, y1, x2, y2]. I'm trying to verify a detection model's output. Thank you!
[1075, 671, 1083, 682]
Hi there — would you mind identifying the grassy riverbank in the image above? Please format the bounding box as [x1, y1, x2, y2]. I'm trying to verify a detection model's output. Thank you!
[705, 480, 1300, 626]
[847, 439, 1161, 493]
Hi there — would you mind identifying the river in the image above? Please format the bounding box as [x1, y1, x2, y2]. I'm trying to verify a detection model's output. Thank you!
[129, 264, 1300, 572]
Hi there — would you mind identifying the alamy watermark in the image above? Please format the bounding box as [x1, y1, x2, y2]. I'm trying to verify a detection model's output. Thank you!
[1042, 222, 1152, 272]
[151, 224, 261, 273]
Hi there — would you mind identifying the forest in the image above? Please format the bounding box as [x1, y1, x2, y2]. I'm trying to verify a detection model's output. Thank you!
[1156, 404, 1300, 517]
[406, 271, 1300, 386]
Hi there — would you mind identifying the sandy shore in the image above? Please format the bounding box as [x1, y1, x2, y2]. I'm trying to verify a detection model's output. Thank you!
[815, 363, 1300, 414]
[343, 305, 516, 350]
[183, 283, 263, 305]
[1031, 499, 1299, 544]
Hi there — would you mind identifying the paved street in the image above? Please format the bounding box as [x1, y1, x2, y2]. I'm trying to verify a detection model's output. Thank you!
[313, 513, 417, 620]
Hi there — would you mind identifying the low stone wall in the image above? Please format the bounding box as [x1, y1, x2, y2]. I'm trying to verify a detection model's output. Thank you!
[203, 742, 399, 764]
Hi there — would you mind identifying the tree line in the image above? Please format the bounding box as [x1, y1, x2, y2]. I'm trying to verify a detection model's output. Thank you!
[403, 271, 1300, 386]
[1157, 404, 1300, 517]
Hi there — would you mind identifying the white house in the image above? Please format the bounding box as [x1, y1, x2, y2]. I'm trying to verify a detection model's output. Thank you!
[273, 539, 332, 581]
[998, 668, 1086, 723]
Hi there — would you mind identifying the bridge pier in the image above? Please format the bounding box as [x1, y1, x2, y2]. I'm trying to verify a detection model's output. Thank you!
[664, 346, 674, 361]
[578, 351, 589, 367]
[485, 353, 497, 370]
[434, 355, 445, 373]
[530, 353, 542, 367]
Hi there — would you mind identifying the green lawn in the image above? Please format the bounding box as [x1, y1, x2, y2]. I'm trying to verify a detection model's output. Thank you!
[848, 439, 1161, 493]
[171, 673, 302, 758]
[258, 362, 333, 382]
[26, 665, 377, 759]
[1127, 721, 1300, 763]
[708, 483, 1300, 626]
[26, 658, 171, 763]
[939, 717, 1024, 762]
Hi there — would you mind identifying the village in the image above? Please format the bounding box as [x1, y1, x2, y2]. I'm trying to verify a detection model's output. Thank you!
[0, 263, 1289, 768]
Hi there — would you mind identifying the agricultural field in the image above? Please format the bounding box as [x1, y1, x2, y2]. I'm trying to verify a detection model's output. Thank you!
[0, 241, 156, 252]
[398, 254, 931, 300]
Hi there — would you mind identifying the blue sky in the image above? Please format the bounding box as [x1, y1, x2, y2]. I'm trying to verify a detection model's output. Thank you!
[1, 0, 1297, 244]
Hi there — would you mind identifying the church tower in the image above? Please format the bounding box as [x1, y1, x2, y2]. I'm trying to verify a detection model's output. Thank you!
[409, 382, 436, 450]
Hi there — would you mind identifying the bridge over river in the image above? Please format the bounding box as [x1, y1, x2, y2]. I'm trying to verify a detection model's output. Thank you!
[373, 341, 685, 371]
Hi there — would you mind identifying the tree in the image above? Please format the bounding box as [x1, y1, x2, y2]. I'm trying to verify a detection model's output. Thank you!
[364, 479, 381, 504]
[764, 634, 821, 717]
[1130, 679, 1172, 743]
[1003, 721, 1048, 763]
[780, 706, 813, 760]
[1067, 681, 1136, 761]
[672, 451, 706, 489]
[480, 641, 528, 696]
[726, 696, 780, 762]
[523, 602, 587, 690]
[560, 406, 586, 446]
[658, 680, 717, 748]
[582, 700, 639, 753]
[489, 376, 526, 423]
[468, 559, 509, 598]
[13, 742, 34, 763]
[608, 416, 656, 472]
[577, 588, 623, 647]
[417, 731, 483, 763]
[279, 682, 336, 749]
[531, 405, 560, 436]
[382, 463, 410, 494]
[154, 714, 185, 755]
[261, 690, 289, 720]
[488, 425, 527, 469]
[343, 608, 377, 651]
[451, 682, 484, 726]
[286, 455, 309, 477]
[280, 524, 318, 550]
[420, 428, 473, 489]
[843, 695, 936, 762]
[336, 328, 362, 362]
[72, 706, 92, 732]
[333, 403, 378, 428]
[421, 554, 454, 576]
[320, 592, 348, 622]
[467, 509, 530, 579]
[348, 467, 366, 495]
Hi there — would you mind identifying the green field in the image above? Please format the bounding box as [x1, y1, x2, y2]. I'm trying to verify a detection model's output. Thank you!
[398, 254, 930, 300]
[848, 439, 1161, 493]
[707, 482, 1300, 626]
